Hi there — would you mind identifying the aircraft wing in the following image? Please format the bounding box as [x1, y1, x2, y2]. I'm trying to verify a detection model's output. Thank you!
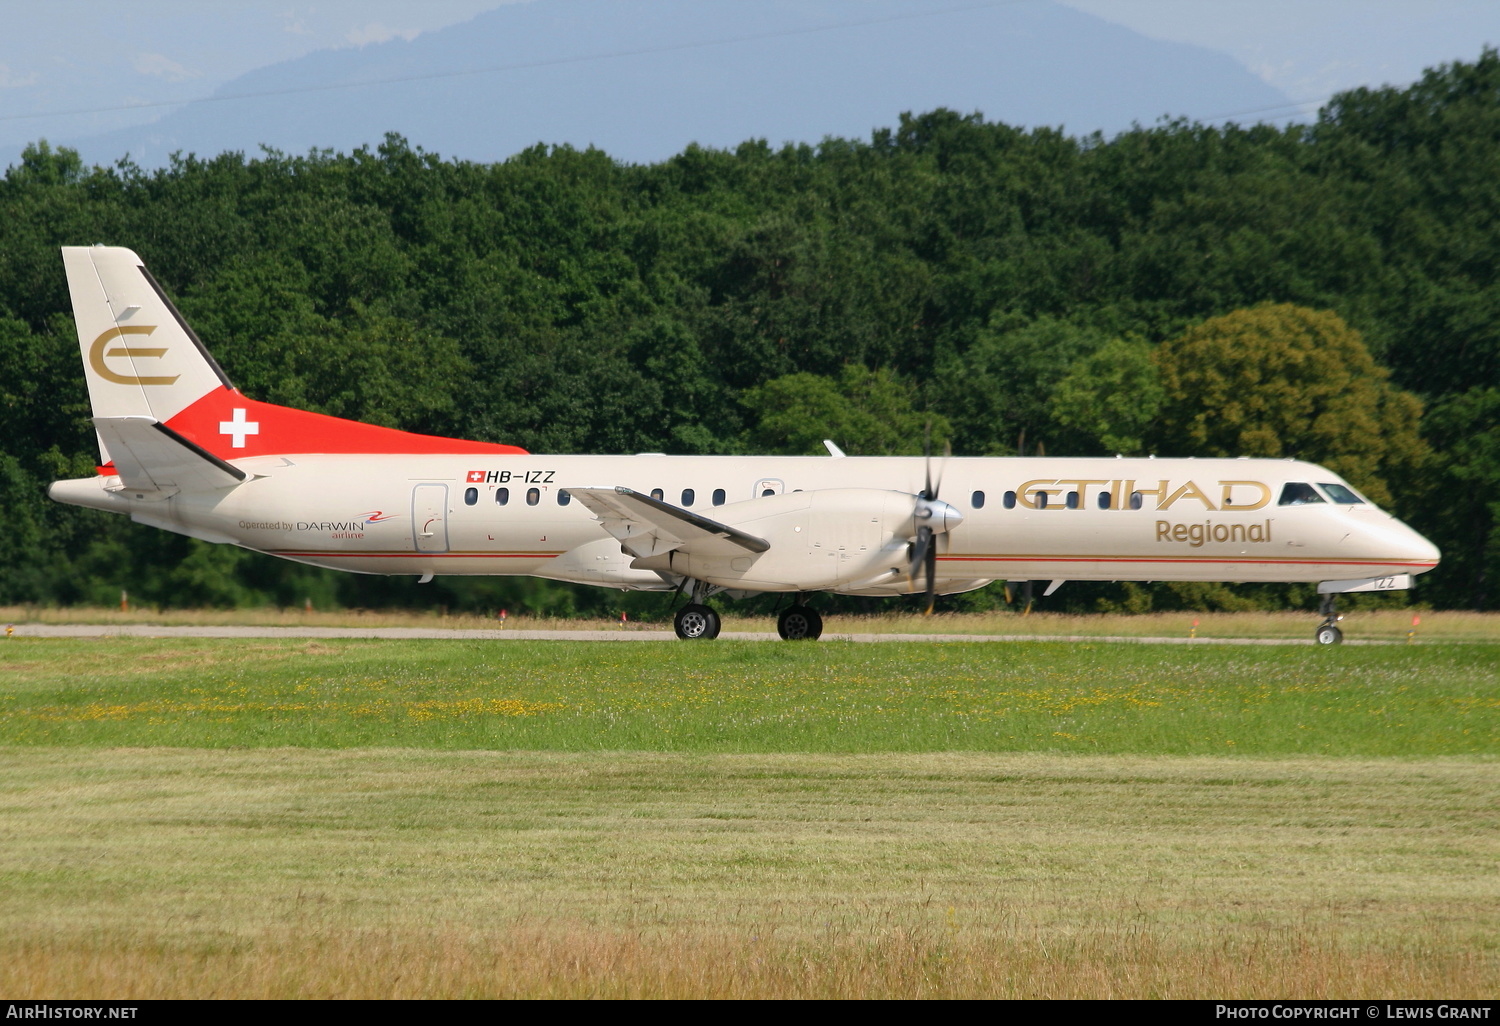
[568, 486, 770, 559]
[94, 415, 246, 494]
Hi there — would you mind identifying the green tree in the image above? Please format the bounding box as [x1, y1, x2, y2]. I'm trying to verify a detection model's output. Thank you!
[8, 140, 85, 188]
[1050, 336, 1164, 455]
[0, 456, 63, 603]
[741, 364, 948, 456]
[1311, 49, 1500, 397]
[935, 315, 1109, 455]
[1420, 387, 1500, 608]
[1152, 304, 1426, 508]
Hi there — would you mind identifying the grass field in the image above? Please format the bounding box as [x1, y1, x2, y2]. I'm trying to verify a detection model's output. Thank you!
[3, 638, 1496, 755]
[2, 635, 1497, 998]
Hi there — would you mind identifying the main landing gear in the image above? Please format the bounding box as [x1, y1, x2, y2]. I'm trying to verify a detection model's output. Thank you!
[673, 579, 723, 640]
[1315, 595, 1344, 645]
[776, 604, 823, 641]
[674, 603, 721, 640]
[670, 582, 825, 642]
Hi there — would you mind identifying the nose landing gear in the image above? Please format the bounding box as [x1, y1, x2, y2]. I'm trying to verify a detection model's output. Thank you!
[1315, 595, 1344, 645]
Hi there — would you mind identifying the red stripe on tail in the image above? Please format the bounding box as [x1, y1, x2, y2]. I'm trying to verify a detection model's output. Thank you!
[160, 387, 527, 460]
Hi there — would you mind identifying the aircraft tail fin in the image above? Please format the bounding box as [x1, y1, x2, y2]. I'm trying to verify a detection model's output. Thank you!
[63, 246, 529, 468]
[63, 246, 232, 464]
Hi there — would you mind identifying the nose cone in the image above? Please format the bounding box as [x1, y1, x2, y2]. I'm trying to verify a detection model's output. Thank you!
[916, 498, 964, 535]
[1403, 527, 1442, 570]
[1347, 511, 1441, 574]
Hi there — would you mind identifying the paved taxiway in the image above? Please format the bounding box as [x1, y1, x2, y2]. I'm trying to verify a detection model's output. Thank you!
[10, 624, 1387, 644]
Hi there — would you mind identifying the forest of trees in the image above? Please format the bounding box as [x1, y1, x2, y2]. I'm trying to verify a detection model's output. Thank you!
[2, 51, 1499, 615]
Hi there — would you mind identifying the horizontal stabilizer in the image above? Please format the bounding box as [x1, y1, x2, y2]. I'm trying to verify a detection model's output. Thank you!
[93, 416, 246, 494]
[569, 486, 770, 559]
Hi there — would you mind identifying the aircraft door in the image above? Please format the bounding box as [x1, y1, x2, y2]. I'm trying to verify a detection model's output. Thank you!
[754, 477, 785, 498]
[412, 484, 450, 553]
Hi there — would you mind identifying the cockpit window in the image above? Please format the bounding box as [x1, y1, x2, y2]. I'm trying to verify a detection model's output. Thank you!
[1319, 483, 1365, 504]
[1278, 482, 1325, 506]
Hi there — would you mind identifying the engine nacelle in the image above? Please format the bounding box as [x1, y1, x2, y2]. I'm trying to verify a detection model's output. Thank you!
[631, 487, 962, 593]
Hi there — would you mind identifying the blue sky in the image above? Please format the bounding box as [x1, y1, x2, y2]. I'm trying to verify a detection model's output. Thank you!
[2, 0, 1496, 163]
[1065, 0, 1500, 99]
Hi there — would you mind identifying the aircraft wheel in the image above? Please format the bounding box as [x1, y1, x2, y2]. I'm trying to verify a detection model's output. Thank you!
[675, 603, 720, 640]
[1315, 624, 1343, 646]
[777, 605, 823, 641]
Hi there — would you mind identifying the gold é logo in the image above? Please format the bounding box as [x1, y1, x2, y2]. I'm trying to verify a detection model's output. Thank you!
[88, 326, 179, 386]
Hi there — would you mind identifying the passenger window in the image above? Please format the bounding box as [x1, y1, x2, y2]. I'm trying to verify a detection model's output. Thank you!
[650, 488, 664, 501]
[557, 489, 571, 506]
[1066, 490, 1079, 510]
[681, 488, 695, 506]
[1003, 490, 1017, 510]
[1279, 482, 1325, 506]
[1036, 491, 1049, 509]
[971, 490, 985, 510]
[526, 487, 540, 506]
[1098, 492, 1112, 510]
[464, 487, 478, 506]
[496, 487, 509, 506]
[1319, 483, 1365, 504]
[713, 488, 725, 506]
[762, 488, 775, 497]
[1129, 491, 1143, 510]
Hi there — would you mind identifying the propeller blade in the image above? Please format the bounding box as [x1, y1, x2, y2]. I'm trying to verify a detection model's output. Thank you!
[924, 535, 937, 615]
[909, 525, 932, 579]
[923, 422, 934, 501]
[924, 437, 951, 503]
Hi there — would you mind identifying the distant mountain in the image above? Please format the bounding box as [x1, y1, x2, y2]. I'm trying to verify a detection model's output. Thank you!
[53, 0, 1290, 168]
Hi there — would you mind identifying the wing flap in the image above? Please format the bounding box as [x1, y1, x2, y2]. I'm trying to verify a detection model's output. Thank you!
[93, 415, 246, 493]
[569, 486, 770, 559]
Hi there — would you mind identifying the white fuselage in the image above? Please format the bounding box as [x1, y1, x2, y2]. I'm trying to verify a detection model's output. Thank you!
[51, 453, 1441, 596]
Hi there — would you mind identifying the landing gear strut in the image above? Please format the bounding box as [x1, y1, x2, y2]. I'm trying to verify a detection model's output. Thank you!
[1315, 595, 1344, 645]
[777, 604, 823, 641]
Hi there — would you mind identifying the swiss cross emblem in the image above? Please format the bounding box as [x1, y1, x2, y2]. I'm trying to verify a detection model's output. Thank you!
[219, 408, 261, 448]
[467, 470, 485, 482]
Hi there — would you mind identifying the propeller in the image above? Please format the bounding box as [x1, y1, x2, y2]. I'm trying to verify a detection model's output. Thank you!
[910, 524, 938, 614]
[909, 433, 954, 615]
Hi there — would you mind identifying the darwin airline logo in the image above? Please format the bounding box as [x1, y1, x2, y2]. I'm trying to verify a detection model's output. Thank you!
[237, 511, 399, 535]
[88, 326, 177, 386]
[1014, 478, 1272, 512]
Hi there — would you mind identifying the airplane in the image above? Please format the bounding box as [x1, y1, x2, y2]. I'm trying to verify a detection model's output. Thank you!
[48, 245, 1441, 644]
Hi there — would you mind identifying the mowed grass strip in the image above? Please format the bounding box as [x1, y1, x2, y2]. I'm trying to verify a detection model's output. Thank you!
[0, 749, 1494, 998]
[1, 638, 1496, 755]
